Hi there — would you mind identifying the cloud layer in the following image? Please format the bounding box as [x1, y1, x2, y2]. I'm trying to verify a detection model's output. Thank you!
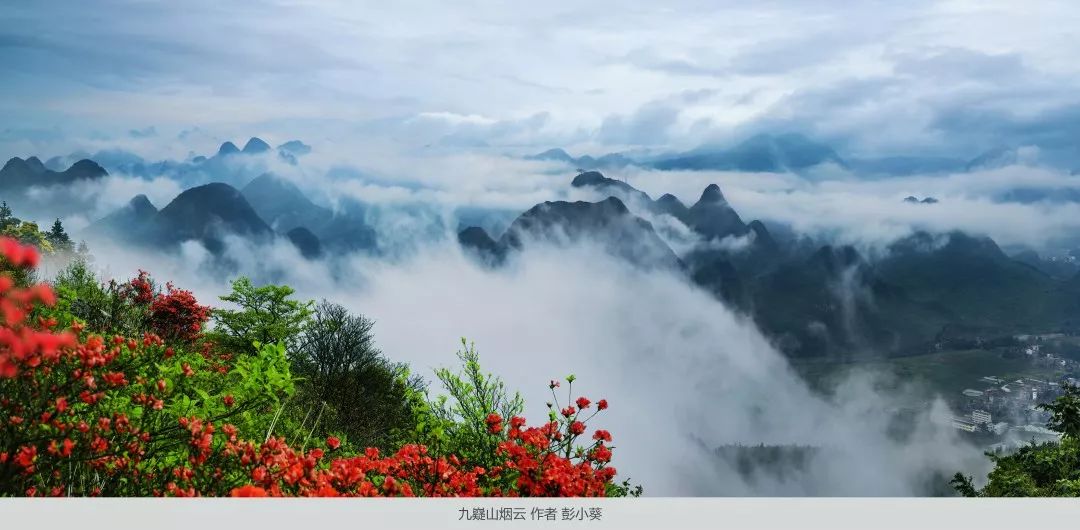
[4, 1, 1080, 161]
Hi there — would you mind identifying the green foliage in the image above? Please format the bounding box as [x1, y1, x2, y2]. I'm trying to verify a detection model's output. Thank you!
[287, 301, 418, 450]
[45, 218, 73, 253]
[208, 277, 313, 356]
[43, 259, 145, 335]
[1041, 383, 1080, 439]
[401, 338, 524, 469]
[954, 383, 1080, 496]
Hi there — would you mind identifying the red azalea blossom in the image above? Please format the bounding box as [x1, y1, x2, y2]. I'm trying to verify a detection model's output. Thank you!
[485, 412, 503, 434]
[596, 399, 608, 411]
[326, 436, 341, 450]
[231, 485, 269, 497]
[575, 397, 591, 409]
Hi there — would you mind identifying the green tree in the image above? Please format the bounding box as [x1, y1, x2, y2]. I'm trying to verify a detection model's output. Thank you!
[45, 218, 73, 252]
[1042, 382, 1080, 439]
[0, 201, 18, 232]
[401, 338, 524, 469]
[209, 277, 313, 356]
[288, 301, 418, 449]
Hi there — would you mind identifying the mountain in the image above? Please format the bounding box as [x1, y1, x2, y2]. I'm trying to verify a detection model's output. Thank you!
[24, 156, 46, 173]
[277, 140, 311, 156]
[153, 183, 272, 248]
[747, 245, 950, 358]
[242, 137, 272, 154]
[652, 134, 846, 173]
[457, 226, 504, 265]
[241, 173, 333, 233]
[526, 148, 575, 164]
[88, 182, 273, 254]
[654, 193, 690, 223]
[286, 226, 322, 259]
[570, 171, 652, 206]
[88, 194, 160, 243]
[690, 258, 745, 308]
[241, 173, 376, 253]
[277, 140, 312, 164]
[526, 149, 635, 170]
[877, 231, 1065, 332]
[217, 142, 241, 157]
[0, 157, 107, 190]
[685, 184, 748, 240]
[463, 196, 683, 270]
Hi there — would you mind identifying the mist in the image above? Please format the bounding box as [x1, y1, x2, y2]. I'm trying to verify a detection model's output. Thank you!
[69, 233, 990, 496]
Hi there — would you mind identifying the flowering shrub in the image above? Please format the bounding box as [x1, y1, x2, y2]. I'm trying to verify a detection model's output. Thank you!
[0, 238, 292, 496]
[119, 271, 210, 343]
[0, 237, 634, 497]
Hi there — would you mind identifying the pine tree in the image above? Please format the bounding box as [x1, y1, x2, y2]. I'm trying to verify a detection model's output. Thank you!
[0, 201, 19, 232]
[45, 218, 74, 252]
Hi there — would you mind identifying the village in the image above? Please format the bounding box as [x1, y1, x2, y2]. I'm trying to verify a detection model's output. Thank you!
[941, 336, 1080, 453]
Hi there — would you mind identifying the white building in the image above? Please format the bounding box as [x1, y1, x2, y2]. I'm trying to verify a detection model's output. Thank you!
[972, 410, 992, 425]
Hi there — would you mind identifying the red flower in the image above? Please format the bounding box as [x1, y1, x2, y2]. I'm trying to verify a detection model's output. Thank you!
[485, 413, 503, 434]
[596, 399, 608, 411]
[15, 445, 36, 468]
[60, 438, 75, 458]
[569, 421, 586, 436]
[326, 436, 341, 450]
[222, 395, 235, 408]
[231, 485, 269, 497]
[592, 429, 612, 442]
[589, 444, 612, 463]
[576, 397, 591, 409]
[560, 406, 576, 418]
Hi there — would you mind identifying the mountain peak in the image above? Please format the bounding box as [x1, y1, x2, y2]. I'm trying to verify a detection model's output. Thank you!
[277, 140, 311, 156]
[66, 159, 108, 179]
[128, 194, 157, 216]
[242, 137, 271, 154]
[528, 148, 575, 163]
[24, 156, 46, 173]
[699, 184, 726, 203]
[656, 193, 685, 208]
[217, 141, 240, 156]
[2, 157, 29, 173]
[571, 171, 609, 188]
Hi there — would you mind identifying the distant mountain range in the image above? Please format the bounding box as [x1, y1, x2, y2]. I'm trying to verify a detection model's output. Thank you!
[1, 156, 107, 190]
[5, 143, 1080, 360]
[39, 137, 311, 188]
[526, 133, 1075, 177]
[460, 170, 1080, 359]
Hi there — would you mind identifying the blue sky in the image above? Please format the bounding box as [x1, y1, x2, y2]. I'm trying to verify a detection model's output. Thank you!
[2, 0, 1080, 161]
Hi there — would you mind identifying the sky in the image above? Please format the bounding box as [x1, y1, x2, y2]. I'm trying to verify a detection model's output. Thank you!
[3, 0, 1080, 160]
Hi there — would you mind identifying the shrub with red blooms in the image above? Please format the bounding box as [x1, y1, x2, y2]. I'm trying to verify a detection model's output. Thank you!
[124, 274, 211, 344]
[0, 237, 634, 497]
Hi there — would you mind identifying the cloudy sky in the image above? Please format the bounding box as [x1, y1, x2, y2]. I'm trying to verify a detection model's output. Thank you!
[3, 0, 1080, 160]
